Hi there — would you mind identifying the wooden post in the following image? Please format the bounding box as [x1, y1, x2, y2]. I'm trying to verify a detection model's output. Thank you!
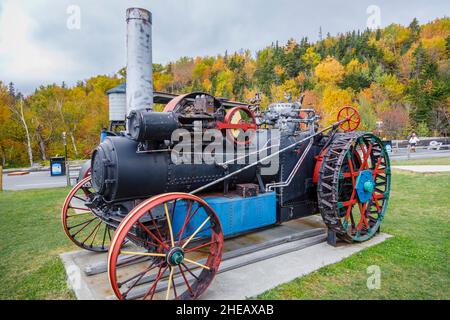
[63, 132, 70, 187]
[0, 165, 3, 192]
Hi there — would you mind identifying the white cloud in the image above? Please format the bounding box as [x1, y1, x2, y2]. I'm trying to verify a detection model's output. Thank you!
[0, 0, 74, 88]
[0, 0, 448, 95]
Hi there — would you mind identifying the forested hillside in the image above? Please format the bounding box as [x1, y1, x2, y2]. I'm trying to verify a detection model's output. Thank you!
[0, 17, 449, 167]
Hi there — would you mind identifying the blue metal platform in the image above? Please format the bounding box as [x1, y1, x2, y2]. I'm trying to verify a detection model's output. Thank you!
[172, 192, 277, 238]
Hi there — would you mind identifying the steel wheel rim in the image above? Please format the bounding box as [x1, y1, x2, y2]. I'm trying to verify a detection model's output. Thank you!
[318, 133, 391, 242]
[337, 106, 361, 132]
[62, 177, 113, 252]
[108, 192, 224, 300]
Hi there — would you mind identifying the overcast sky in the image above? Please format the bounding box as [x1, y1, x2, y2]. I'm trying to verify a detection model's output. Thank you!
[0, 0, 448, 95]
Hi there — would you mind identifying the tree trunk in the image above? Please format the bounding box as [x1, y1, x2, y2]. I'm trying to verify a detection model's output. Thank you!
[37, 135, 47, 161]
[19, 100, 33, 166]
[1, 147, 5, 166]
[69, 130, 78, 158]
[56, 98, 78, 158]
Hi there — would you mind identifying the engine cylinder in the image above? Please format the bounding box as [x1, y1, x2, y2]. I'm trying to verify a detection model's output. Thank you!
[127, 110, 180, 141]
[91, 137, 169, 201]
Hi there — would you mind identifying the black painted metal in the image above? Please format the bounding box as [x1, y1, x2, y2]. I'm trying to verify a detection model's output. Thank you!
[127, 110, 179, 141]
[90, 129, 321, 203]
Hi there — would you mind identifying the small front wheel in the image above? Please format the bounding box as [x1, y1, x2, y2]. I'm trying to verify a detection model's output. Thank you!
[108, 192, 224, 300]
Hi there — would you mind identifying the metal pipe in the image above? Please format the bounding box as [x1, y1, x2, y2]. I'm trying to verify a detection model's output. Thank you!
[190, 120, 345, 195]
[266, 138, 314, 191]
[126, 8, 153, 119]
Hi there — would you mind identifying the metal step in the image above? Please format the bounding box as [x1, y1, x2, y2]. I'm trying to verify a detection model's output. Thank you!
[84, 227, 324, 276]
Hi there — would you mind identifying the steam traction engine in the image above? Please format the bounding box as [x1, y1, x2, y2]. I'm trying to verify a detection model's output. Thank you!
[61, 8, 391, 300]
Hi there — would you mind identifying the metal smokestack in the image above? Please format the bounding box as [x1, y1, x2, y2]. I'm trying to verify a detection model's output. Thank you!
[126, 7, 153, 119]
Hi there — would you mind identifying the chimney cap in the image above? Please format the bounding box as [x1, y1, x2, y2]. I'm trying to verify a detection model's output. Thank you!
[126, 8, 152, 23]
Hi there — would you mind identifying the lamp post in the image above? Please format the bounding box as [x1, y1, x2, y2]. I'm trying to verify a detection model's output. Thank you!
[62, 132, 70, 186]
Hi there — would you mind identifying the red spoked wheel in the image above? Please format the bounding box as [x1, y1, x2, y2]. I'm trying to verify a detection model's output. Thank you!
[337, 106, 360, 132]
[62, 177, 113, 252]
[317, 133, 391, 242]
[218, 106, 257, 145]
[108, 192, 224, 300]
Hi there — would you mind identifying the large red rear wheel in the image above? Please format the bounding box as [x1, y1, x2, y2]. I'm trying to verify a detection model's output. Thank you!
[108, 193, 223, 300]
[62, 177, 113, 252]
[317, 133, 391, 242]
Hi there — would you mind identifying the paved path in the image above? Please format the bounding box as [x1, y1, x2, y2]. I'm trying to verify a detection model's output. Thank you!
[389, 150, 450, 161]
[2, 171, 78, 191]
[392, 165, 450, 173]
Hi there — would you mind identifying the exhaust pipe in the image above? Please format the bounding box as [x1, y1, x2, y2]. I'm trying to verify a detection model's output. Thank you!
[126, 7, 153, 119]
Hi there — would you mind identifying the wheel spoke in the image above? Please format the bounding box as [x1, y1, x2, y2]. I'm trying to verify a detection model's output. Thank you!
[185, 240, 217, 253]
[143, 265, 167, 300]
[172, 272, 178, 299]
[138, 221, 169, 249]
[84, 221, 102, 246]
[148, 210, 165, 245]
[66, 211, 92, 218]
[184, 258, 210, 270]
[121, 260, 159, 296]
[68, 206, 91, 212]
[165, 267, 174, 300]
[371, 195, 382, 212]
[164, 203, 175, 247]
[72, 195, 88, 202]
[181, 262, 199, 280]
[176, 202, 199, 244]
[70, 217, 97, 236]
[101, 226, 108, 249]
[182, 216, 211, 249]
[120, 251, 166, 258]
[359, 142, 373, 170]
[178, 265, 194, 296]
[356, 202, 369, 231]
[80, 221, 100, 244]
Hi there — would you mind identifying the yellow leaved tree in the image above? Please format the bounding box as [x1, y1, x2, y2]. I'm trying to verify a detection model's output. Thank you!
[315, 56, 345, 84]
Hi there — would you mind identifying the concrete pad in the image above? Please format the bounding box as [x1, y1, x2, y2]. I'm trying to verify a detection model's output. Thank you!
[392, 165, 450, 173]
[59, 215, 391, 300]
[205, 233, 391, 299]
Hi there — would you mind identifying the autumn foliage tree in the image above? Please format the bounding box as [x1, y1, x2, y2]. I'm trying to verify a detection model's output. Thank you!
[1, 17, 449, 167]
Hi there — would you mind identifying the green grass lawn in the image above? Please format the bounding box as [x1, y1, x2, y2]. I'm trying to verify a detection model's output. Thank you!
[391, 156, 450, 166]
[258, 171, 450, 299]
[0, 187, 75, 299]
[0, 170, 449, 300]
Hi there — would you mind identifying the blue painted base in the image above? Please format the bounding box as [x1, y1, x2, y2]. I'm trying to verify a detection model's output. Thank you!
[172, 192, 277, 238]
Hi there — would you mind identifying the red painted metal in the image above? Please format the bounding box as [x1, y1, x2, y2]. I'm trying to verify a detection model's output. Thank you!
[108, 192, 224, 300]
[337, 106, 361, 132]
[219, 106, 257, 145]
[312, 147, 328, 184]
[163, 93, 192, 112]
[62, 177, 111, 252]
